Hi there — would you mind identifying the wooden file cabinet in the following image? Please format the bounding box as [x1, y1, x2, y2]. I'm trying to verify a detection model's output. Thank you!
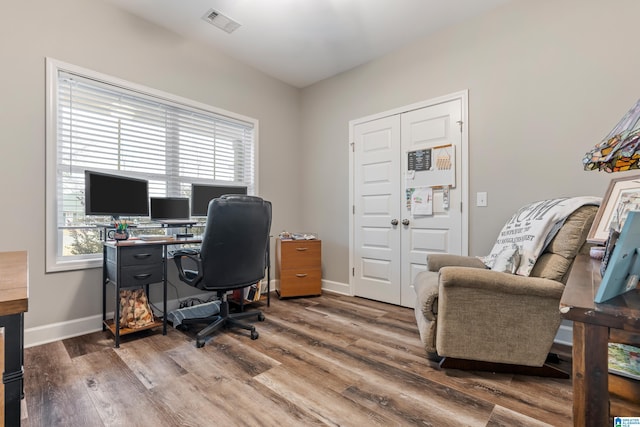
[276, 238, 321, 298]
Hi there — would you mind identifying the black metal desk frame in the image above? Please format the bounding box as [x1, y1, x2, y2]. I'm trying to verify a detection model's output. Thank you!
[0, 251, 28, 426]
[102, 236, 270, 347]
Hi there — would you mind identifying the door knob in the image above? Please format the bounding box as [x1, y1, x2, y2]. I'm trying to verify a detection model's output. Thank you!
[402, 219, 410, 226]
[391, 219, 398, 226]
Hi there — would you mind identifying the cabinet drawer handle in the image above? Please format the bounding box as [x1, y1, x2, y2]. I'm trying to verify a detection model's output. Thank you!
[134, 273, 152, 280]
[134, 253, 152, 259]
[295, 248, 308, 251]
[295, 273, 308, 278]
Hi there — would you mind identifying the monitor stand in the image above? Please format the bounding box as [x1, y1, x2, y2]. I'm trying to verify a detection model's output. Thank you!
[174, 224, 194, 239]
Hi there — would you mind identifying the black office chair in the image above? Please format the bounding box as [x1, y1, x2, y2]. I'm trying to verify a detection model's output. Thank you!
[172, 195, 272, 348]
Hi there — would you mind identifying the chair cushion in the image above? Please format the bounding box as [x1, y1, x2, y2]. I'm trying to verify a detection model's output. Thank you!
[530, 205, 598, 282]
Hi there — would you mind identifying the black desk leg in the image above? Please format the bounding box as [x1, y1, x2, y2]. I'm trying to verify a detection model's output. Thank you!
[114, 248, 121, 348]
[163, 249, 167, 335]
[3, 313, 24, 426]
[102, 245, 107, 332]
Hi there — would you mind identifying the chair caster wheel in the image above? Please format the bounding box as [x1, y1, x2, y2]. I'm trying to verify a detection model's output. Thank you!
[196, 339, 205, 348]
[251, 330, 259, 340]
[258, 314, 265, 321]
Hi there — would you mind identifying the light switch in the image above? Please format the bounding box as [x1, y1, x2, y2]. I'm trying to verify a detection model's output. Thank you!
[477, 192, 488, 207]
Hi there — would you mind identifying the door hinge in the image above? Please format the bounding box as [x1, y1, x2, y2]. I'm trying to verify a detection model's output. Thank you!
[352, 267, 355, 276]
[456, 120, 463, 132]
[353, 205, 355, 214]
[350, 142, 355, 152]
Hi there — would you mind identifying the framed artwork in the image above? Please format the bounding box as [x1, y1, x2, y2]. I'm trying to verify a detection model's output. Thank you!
[588, 174, 640, 245]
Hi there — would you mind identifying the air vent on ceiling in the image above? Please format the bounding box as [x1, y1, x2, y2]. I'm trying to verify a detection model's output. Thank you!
[202, 9, 241, 34]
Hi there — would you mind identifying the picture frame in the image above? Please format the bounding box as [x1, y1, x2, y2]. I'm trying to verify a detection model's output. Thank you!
[594, 210, 640, 303]
[587, 174, 640, 245]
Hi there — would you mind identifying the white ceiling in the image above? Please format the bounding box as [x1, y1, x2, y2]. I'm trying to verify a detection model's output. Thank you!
[104, 0, 512, 88]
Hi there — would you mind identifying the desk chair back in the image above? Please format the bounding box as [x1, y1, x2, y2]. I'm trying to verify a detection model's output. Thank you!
[199, 195, 272, 291]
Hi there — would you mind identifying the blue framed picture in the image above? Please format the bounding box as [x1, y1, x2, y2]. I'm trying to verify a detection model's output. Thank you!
[595, 210, 640, 303]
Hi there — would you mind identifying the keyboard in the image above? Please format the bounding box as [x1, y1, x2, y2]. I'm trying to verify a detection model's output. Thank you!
[139, 235, 169, 241]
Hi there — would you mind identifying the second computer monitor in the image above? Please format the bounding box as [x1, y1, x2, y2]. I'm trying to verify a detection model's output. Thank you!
[191, 184, 247, 216]
[150, 197, 190, 221]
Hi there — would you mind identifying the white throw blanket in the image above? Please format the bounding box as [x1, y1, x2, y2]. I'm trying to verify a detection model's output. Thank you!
[481, 196, 601, 276]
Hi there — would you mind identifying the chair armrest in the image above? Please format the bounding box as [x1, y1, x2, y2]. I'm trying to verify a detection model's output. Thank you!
[427, 254, 487, 272]
[172, 250, 203, 288]
[171, 248, 200, 257]
[439, 266, 565, 298]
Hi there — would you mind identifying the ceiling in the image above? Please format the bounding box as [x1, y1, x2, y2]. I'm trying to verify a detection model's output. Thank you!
[104, 0, 512, 88]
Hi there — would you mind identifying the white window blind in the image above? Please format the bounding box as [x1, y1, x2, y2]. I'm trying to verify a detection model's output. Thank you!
[46, 59, 257, 272]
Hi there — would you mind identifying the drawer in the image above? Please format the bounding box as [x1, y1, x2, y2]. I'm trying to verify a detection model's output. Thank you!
[107, 245, 163, 267]
[118, 263, 164, 287]
[278, 269, 322, 297]
[279, 241, 321, 269]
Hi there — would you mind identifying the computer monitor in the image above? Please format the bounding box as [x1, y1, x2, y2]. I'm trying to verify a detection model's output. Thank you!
[84, 170, 149, 219]
[150, 197, 190, 221]
[190, 184, 247, 216]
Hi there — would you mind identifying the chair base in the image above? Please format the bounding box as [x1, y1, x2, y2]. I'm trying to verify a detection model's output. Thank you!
[439, 357, 570, 379]
[180, 297, 265, 348]
[426, 351, 443, 363]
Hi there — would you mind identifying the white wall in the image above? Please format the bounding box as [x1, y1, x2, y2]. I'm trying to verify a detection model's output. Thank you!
[300, 0, 640, 285]
[0, 0, 303, 345]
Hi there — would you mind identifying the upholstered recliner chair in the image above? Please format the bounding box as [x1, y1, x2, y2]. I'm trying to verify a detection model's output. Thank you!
[413, 200, 599, 377]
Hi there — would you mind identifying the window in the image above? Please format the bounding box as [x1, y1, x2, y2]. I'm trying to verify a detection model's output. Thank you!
[45, 59, 257, 272]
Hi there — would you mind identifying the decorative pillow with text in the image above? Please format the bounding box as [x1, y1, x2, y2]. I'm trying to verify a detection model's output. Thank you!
[481, 196, 601, 276]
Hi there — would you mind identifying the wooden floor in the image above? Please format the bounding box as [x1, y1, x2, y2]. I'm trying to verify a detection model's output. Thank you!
[21, 293, 585, 426]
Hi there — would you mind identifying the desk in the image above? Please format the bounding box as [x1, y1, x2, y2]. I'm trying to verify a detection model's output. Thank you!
[103, 236, 270, 347]
[0, 251, 28, 426]
[560, 254, 640, 426]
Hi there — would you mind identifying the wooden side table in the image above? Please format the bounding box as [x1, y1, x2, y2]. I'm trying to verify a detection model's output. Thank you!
[0, 251, 28, 426]
[560, 254, 640, 427]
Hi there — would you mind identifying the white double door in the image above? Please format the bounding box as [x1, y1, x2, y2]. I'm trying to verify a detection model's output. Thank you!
[351, 96, 467, 308]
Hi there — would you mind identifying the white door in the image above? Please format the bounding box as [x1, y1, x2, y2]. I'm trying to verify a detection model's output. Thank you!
[351, 95, 467, 308]
[400, 99, 463, 308]
[353, 115, 402, 304]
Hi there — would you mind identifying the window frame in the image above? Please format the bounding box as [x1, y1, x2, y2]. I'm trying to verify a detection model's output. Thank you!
[45, 58, 259, 272]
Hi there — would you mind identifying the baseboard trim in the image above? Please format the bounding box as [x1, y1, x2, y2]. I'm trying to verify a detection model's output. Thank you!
[25, 292, 212, 348]
[25, 314, 103, 349]
[554, 322, 573, 347]
[270, 279, 350, 296]
[321, 279, 350, 295]
[24, 280, 373, 348]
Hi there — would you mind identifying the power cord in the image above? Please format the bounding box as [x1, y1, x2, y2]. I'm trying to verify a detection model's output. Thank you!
[178, 296, 216, 308]
[148, 280, 184, 318]
[167, 277, 218, 308]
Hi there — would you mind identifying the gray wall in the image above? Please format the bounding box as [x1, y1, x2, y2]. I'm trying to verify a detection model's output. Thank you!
[1, 0, 302, 340]
[300, 0, 640, 285]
